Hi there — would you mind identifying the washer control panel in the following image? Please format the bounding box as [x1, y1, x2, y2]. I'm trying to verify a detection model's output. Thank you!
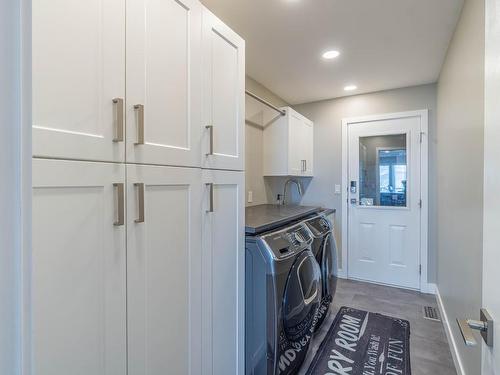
[260, 224, 312, 259]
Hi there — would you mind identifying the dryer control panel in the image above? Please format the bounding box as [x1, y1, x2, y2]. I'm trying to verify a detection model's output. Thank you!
[304, 216, 332, 238]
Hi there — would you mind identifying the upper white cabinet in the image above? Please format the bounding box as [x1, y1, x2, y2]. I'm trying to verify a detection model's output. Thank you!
[126, 0, 202, 167]
[33, 1, 244, 170]
[263, 107, 314, 176]
[202, 169, 244, 375]
[32, 159, 126, 375]
[127, 164, 202, 375]
[32, 0, 126, 162]
[202, 8, 245, 171]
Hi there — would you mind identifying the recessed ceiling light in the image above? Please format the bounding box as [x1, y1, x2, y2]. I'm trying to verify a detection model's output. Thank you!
[344, 85, 357, 91]
[322, 50, 340, 60]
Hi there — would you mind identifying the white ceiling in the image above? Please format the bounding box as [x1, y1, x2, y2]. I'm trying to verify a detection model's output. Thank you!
[200, 0, 464, 104]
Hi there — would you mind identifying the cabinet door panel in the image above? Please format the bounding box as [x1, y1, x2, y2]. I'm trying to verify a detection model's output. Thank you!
[127, 0, 201, 167]
[32, 159, 126, 375]
[288, 112, 305, 175]
[202, 8, 245, 171]
[127, 165, 202, 375]
[32, 0, 125, 162]
[202, 170, 244, 375]
[304, 120, 314, 176]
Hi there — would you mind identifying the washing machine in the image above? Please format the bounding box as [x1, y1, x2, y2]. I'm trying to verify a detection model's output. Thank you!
[245, 222, 322, 375]
[302, 212, 338, 331]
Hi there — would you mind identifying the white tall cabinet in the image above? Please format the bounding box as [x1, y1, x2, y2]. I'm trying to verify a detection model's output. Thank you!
[32, 1, 245, 374]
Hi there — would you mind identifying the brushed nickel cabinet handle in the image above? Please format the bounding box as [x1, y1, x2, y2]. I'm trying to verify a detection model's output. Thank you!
[113, 183, 125, 226]
[206, 183, 214, 213]
[134, 104, 145, 145]
[134, 183, 145, 223]
[206, 125, 214, 156]
[112, 98, 124, 142]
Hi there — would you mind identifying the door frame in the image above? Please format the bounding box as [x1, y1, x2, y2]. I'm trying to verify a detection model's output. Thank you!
[340, 109, 431, 293]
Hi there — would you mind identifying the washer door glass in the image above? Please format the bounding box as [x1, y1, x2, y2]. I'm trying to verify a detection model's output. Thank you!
[282, 250, 321, 341]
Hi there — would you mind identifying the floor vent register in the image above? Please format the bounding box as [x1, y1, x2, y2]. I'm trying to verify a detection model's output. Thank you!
[423, 306, 441, 321]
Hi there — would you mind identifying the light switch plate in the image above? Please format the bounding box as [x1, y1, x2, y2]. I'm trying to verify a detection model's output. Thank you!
[334, 184, 341, 194]
[247, 190, 253, 203]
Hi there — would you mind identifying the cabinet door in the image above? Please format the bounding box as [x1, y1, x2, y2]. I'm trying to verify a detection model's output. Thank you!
[202, 170, 244, 375]
[126, 0, 202, 167]
[127, 164, 202, 375]
[288, 110, 314, 176]
[288, 111, 306, 175]
[303, 119, 314, 176]
[202, 8, 245, 171]
[32, 159, 126, 375]
[32, 0, 125, 162]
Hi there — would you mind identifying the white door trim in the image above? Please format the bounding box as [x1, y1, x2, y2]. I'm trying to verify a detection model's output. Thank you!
[341, 109, 430, 293]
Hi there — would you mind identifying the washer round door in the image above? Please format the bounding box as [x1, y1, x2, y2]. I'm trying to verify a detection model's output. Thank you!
[282, 250, 322, 342]
[320, 232, 338, 299]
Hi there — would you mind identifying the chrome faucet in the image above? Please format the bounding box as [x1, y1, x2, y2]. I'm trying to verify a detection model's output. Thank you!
[282, 179, 303, 205]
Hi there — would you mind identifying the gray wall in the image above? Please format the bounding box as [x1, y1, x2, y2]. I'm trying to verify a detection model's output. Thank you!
[436, 0, 485, 372]
[245, 76, 289, 206]
[275, 84, 438, 283]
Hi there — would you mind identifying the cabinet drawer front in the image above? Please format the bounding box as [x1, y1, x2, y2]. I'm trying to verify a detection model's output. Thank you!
[127, 165, 202, 375]
[32, 159, 126, 375]
[202, 8, 245, 171]
[32, 0, 125, 162]
[126, 0, 202, 167]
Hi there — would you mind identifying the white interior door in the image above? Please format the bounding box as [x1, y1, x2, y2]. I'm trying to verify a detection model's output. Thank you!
[32, 159, 126, 375]
[126, 0, 202, 167]
[201, 169, 244, 375]
[347, 115, 422, 289]
[32, 0, 125, 162]
[482, 2, 500, 369]
[202, 8, 245, 171]
[127, 164, 202, 375]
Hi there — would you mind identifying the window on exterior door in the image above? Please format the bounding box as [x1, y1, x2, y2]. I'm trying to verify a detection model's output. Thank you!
[358, 134, 407, 207]
[378, 149, 407, 207]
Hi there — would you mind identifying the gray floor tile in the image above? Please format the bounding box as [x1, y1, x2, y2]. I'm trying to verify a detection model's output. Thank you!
[300, 279, 457, 375]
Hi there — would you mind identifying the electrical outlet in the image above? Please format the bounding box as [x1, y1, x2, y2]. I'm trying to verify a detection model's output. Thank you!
[247, 190, 253, 203]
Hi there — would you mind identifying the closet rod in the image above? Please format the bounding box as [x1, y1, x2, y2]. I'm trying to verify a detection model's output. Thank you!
[245, 90, 286, 116]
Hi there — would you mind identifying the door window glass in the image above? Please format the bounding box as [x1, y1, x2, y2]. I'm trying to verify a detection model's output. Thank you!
[359, 134, 407, 207]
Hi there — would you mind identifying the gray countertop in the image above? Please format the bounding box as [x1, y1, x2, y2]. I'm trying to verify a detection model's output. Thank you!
[245, 204, 325, 235]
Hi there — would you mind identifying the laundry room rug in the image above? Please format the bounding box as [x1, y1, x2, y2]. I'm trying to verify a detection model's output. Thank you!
[306, 307, 411, 375]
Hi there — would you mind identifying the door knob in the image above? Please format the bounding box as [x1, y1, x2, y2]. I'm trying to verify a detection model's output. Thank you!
[457, 308, 494, 347]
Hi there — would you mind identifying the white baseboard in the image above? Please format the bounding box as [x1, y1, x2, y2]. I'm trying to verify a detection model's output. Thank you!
[421, 282, 436, 294]
[435, 286, 466, 375]
[337, 269, 347, 279]
[338, 273, 436, 295]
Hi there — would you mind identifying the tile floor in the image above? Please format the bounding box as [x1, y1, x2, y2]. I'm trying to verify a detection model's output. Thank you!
[299, 278, 457, 375]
